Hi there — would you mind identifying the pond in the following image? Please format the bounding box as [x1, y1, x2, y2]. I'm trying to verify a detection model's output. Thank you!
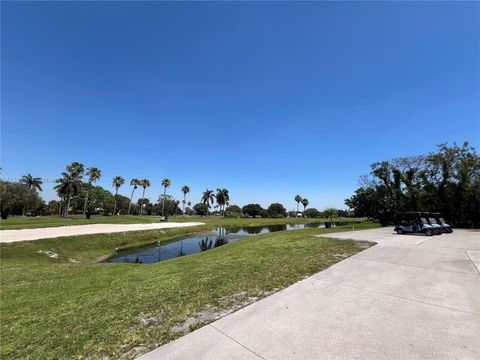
[107, 222, 346, 264]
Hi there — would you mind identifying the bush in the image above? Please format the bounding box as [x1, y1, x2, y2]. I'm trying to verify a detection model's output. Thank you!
[242, 204, 264, 218]
[305, 208, 321, 218]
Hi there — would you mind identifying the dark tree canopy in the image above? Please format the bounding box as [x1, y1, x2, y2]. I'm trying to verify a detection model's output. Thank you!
[242, 203, 264, 218]
[266, 203, 287, 218]
[345, 142, 480, 227]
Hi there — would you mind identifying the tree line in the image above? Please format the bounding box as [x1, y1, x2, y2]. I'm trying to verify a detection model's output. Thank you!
[345, 142, 480, 227]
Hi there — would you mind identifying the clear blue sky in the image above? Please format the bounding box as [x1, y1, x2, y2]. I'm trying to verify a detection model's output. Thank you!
[1, 1, 479, 210]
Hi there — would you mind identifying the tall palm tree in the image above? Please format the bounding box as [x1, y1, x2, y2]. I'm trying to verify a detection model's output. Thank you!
[181, 185, 190, 214]
[55, 162, 84, 217]
[128, 178, 140, 214]
[83, 167, 102, 216]
[20, 174, 43, 215]
[112, 176, 125, 215]
[20, 174, 43, 192]
[201, 189, 215, 215]
[161, 178, 171, 217]
[139, 179, 150, 215]
[301, 198, 309, 215]
[294, 195, 302, 213]
[215, 188, 230, 218]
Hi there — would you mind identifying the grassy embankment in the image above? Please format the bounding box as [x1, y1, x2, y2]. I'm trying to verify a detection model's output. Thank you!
[0, 214, 367, 230]
[1, 218, 378, 359]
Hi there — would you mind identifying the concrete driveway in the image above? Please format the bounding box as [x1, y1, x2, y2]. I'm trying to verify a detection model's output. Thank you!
[139, 228, 480, 360]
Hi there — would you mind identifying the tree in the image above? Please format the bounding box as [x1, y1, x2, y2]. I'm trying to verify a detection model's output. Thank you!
[294, 195, 302, 213]
[267, 203, 287, 218]
[55, 162, 84, 217]
[345, 142, 480, 227]
[201, 189, 215, 215]
[128, 178, 140, 215]
[215, 188, 230, 218]
[161, 178, 171, 217]
[83, 167, 102, 217]
[139, 179, 150, 215]
[20, 174, 43, 192]
[19, 174, 43, 215]
[181, 185, 190, 214]
[301, 198, 309, 214]
[0, 181, 45, 218]
[193, 203, 209, 216]
[112, 176, 125, 215]
[323, 208, 339, 224]
[305, 208, 321, 218]
[242, 203, 263, 218]
[225, 204, 242, 217]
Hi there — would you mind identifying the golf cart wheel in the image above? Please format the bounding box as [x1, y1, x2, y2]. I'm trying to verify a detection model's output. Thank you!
[425, 229, 433, 236]
[448, 228, 453, 233]
[396, 228, 404, 235]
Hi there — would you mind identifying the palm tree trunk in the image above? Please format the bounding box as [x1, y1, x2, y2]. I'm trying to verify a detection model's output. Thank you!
[183, 194, 186, 214]
[161, 188, 166, 217]
[140, 188, 146, 215]
[58, 197, 63, 217]
[128, 187, 135, 215]
[113, 188, 118, 216]
[83, 186, 90, 216]
[65, 190, 72, 218]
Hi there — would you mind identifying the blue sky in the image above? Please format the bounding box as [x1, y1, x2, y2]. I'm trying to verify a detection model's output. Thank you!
[1, 1, 479, 210]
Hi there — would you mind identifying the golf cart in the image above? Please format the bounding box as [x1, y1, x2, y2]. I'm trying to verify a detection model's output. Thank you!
[425, 212, 453, 233]
[394, 212, 438, 236]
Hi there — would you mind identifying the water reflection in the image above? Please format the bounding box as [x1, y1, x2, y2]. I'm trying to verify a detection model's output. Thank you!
[108, 222, 346, 264]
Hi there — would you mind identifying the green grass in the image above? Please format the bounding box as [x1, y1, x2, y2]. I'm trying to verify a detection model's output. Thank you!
[0, 214, 367, 230]
[1, 221, 378, 359]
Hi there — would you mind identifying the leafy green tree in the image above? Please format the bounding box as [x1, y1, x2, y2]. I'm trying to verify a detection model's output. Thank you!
[267, 203, 287, 218]
[112, 176, 125, 215]
[225, 204, 242, 217]
[0, 181, 45, 218]
[83, 167, 102, 217]
[242, 203, 263, 218]
[160, 178, 172, 217]
[201, 189, 215, 215]
[294, 195, 302, 213]
[128, 178, 140, 215]
[181, 185, 190, 214]
[193, 203, 209, 216]
[305, 208, 321, 218]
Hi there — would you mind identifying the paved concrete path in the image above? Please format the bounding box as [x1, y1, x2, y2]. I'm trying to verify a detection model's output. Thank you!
[0, 222, 204, 243]
[139, 227, 480, 360]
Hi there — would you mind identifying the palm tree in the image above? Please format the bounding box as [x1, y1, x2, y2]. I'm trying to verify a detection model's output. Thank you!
[112, 176, 125, 215]
[128, 178, 140, 214]
[139, 179, 150, 215]
[181, 185, 190, 214]
[301, 198, 309, 215]
[201, 189, 215, 215]
[323, 208, 339, 225]
[83, 167, 102, 217]
[215, 188, 230, 218]
[294, 195, 302, 213]
[55, 162, 84, 217]
[161, 178, 171, 217]
[20, 174, 43, 215]
[20, 174, 43, 192]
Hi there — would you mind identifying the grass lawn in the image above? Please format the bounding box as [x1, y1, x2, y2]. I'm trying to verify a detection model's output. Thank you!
[0, 214, 367, 230]
[0, 221, 378, 359]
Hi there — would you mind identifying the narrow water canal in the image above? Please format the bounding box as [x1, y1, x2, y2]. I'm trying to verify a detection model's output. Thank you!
[107, 222, 345, 264]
